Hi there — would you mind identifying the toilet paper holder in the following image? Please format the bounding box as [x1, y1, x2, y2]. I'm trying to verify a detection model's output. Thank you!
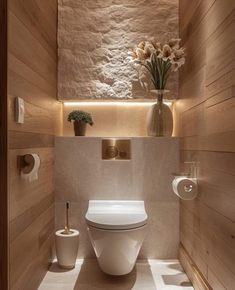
[18, 154, 36, 173]
[18, 153, 41, 177]
[172, 162, 198, 200]
[172, 161, 197, 179]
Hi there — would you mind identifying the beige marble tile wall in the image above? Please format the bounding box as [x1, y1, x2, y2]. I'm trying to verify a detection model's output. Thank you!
[55, 137, 179, 259]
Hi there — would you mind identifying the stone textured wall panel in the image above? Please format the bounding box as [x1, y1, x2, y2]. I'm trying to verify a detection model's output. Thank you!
[58, 0, 179, 100]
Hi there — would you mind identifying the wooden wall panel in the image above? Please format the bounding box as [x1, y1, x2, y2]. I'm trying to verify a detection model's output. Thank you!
[177, 0, 235, 289]
[8, 0, 60, 289]
[0, 0, 8, 289]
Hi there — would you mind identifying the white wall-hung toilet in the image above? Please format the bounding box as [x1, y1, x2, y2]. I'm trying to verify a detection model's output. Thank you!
[85, 200, 148, 276]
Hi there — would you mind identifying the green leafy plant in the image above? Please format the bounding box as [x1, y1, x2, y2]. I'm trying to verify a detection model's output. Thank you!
[67, 110, 94, 126]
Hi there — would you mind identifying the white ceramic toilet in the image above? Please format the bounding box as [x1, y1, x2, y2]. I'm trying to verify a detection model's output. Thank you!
[85, 200, 148, 275]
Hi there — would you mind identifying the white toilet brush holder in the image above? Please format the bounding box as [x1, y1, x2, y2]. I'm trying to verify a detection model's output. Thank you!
[55, 202, 79, 269]
[55, 229, 79, 269]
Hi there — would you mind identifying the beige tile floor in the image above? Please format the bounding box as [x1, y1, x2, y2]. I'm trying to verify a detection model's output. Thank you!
[39, 259, 194, 290]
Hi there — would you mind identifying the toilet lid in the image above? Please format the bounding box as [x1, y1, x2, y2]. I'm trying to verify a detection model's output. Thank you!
[85, 200, 148, 230]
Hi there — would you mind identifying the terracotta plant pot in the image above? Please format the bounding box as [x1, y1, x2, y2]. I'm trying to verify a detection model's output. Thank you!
[73, 121, 87, 136]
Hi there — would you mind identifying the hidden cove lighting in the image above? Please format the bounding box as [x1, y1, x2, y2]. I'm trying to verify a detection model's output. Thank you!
[63, 101, 173, 107]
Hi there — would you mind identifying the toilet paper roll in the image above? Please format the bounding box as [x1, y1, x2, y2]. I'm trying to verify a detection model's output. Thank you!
[21, 154, 40, 182]
[172, 177, 197, 200]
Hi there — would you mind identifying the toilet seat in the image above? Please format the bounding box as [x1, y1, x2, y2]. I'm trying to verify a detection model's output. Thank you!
[85, 200, 148, 230]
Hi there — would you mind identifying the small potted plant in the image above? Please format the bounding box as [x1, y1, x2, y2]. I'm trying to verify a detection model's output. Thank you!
[67, 110, 94, 136]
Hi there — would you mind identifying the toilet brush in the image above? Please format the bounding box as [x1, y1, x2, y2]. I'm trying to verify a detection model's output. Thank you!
[62, 201, 73, 235]
[55, 201, 79, 268]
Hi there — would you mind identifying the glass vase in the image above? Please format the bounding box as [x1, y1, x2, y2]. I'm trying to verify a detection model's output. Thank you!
[146, 90, 173, 137]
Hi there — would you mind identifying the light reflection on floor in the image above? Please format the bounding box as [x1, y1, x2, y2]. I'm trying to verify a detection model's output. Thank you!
[39, 259, 194, 290]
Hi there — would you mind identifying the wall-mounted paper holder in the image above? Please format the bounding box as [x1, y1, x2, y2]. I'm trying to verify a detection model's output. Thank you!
[18, 153, 41, 182]
[172, 161, 197, 179]
[172, 161, 198, 200]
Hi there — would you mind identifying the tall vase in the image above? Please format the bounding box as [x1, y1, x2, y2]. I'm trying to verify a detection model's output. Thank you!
[146, 90, 173, 137]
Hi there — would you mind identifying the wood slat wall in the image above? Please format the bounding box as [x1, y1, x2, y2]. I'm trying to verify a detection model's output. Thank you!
[0, 0, 8, 289]
[177, 0, 235, 289]
[8, 0, 60, 289]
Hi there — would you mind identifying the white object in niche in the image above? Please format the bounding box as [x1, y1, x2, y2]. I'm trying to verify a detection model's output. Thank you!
[85, 200, 148, 275]
[15, 97, 25, 124]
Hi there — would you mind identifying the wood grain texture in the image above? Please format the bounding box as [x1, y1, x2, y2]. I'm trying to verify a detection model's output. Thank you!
[0, 0, 8, 289]
[179, 244, 212, 290]
[8, 0, 59, 289]
[177, 0, 235, 289]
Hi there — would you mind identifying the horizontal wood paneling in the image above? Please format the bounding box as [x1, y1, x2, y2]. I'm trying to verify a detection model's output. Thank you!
[8, 96, 55, 135]
[0, 0, 8, 289]
[12, 236, 53, 290]
[9, 147, 54, 221]
[178, 0, 235, 288]
[9, 131, 54, 149]
[10, 194, 54, 242]
[180, 131, 235, 152]
[8, 12, 56, 85]
[8, 0, 59, 288]
[9, 54, 56, 98]
[179, 244, 212, 290]
[10, 207, 54, 290]
[9, 0, 57, 59]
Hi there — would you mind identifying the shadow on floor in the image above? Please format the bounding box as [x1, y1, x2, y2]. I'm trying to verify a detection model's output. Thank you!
[166, 262, 184, 272]
[73, 259, 154, 290]
[162, 273, 192, 287]
[163, 263, 192, 287]
[73, 259, 137, 290]
[47, 262, 73, 273]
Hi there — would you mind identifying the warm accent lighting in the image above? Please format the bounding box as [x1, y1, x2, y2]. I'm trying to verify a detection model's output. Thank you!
[63, 101, 173, 107]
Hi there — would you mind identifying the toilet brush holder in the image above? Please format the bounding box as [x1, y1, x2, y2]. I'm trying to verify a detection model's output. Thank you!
[55, 201, 79, 269]
[55, 229, 79, 269]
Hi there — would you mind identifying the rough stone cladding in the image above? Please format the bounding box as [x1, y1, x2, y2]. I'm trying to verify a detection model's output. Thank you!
[58, 0, 178, 100]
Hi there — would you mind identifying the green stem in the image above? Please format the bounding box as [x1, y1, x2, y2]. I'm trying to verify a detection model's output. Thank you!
[140, 56, 172, 90]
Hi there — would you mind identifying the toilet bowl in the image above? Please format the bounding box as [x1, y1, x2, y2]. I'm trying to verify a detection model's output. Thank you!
[85, 200, 148, 275]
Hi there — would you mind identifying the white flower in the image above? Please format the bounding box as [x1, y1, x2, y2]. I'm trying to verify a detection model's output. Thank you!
[130, 38, 185, 76]
[137, 41, 145, 50]
[145, 41, 156, 53]
[158, 44, 173, 61]
[155, 42, 162, 50]
[171, 57, 185, 71]
[173, 48, 185, 59]
[135, 48, 146, 61]
[168, 38, 181, 49]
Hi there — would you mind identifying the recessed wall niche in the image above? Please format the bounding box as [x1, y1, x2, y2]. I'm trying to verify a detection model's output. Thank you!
[58, 0, 178, 100]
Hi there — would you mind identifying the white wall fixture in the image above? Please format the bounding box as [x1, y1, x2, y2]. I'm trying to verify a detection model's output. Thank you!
[19, 153, 40, 182]
[172, 162, 198, 200]
[15, 97, 25, 124]
[172, 177, 197, 200]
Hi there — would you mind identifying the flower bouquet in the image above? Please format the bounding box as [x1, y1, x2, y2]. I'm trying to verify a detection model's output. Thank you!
[129, 38, 185, 136]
